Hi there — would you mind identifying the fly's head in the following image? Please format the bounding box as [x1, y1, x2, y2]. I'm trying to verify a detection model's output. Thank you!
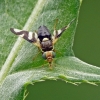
[42, 51, 55, 63]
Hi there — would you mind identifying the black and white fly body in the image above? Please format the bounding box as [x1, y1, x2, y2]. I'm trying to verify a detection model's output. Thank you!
[10, 18, 75, 69]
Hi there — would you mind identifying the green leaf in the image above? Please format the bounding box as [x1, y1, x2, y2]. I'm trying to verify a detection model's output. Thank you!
[1, 0, 100, 100]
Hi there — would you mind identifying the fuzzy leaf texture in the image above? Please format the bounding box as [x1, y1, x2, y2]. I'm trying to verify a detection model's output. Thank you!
[0, 0, 100, 100]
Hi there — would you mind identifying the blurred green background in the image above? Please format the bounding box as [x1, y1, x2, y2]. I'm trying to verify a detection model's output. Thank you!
[26, 0, 100, 100]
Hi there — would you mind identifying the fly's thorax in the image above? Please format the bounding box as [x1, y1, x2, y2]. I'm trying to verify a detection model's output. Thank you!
[40, 38, 53, 52]
[42, 51, 56, 63]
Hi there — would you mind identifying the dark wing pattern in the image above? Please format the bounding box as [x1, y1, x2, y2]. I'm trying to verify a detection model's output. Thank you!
[10, 28, 38, 43]
[52, 18, 75, 44]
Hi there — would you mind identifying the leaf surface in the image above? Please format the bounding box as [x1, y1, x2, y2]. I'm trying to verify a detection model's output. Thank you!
[0, 0, 100, 100]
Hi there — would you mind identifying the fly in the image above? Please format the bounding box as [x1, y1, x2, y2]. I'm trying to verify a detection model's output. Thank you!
[10, 18, 75, 69]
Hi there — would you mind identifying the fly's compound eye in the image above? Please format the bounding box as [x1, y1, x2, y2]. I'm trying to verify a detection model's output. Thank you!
[42, 52, 47, 59]
[52, 51, 56, 58]
[42, 51, 56, 59]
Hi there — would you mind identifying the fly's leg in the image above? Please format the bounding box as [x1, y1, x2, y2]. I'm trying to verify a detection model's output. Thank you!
[33, 47, 41, 60]
[53, 49, 62, 56]
[49, 62, 53, 70]
[54, 19, 58, 30]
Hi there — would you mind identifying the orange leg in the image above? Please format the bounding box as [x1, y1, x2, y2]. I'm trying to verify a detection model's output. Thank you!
[33, 48, 41, 60]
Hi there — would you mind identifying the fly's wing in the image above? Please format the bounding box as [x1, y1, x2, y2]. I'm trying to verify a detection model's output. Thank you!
[10, 28, 40, 47]
[52, 18, 75, 44]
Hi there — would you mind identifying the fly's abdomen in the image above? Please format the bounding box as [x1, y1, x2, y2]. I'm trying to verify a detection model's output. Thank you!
[38, 26, 51, 42]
